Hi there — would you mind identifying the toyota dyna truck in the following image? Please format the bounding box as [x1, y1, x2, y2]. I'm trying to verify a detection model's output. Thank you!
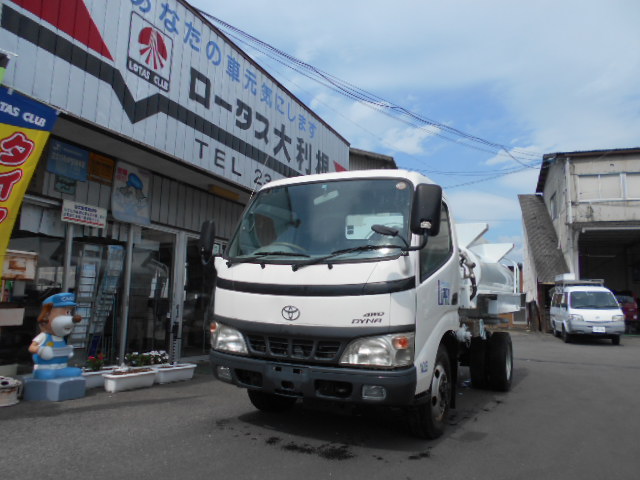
[199, 169, 522, 438]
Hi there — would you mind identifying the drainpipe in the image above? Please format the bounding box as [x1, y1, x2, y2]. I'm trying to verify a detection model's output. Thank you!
[564, 158, 578, 275]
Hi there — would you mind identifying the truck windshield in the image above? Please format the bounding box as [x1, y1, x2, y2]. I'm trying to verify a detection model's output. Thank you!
[570, 291, 620, 309]
[226, 178, 413, 264]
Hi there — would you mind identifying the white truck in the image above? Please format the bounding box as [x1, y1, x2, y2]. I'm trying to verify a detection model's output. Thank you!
[199, 169, 522, 438]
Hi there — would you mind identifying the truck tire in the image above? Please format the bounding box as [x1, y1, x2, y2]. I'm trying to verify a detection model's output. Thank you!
[469, 337, 488, 389]
[407, 345, 451, 439]
[611, 335, 621, 346]
[487, 332, 513, 392]
[248, 390, 297, 412]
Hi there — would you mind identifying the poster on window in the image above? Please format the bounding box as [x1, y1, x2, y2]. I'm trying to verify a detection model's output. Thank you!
[111, 160, 151, 225]
[0, 86, 58, 280]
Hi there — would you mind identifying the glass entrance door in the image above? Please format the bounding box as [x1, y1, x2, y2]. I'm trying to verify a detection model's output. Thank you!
[180, 236, 215, 357]
[128, 228, 175, 355]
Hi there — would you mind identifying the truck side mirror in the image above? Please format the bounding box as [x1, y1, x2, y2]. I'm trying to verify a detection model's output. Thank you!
[410, 184, 442, 236]
[199, 220, 217, 264]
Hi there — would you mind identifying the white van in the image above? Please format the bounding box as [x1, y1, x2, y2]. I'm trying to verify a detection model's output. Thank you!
[549, 278, 625, 345]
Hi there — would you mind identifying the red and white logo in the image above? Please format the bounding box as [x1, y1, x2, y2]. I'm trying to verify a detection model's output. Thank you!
[138, 27, 169, 70]
[127, 12, 172, 92]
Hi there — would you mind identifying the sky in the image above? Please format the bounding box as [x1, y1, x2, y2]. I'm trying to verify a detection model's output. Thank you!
[189, 0, 640, 261]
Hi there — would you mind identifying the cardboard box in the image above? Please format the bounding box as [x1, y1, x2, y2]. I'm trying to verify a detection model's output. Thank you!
[2, 250, 38, 281]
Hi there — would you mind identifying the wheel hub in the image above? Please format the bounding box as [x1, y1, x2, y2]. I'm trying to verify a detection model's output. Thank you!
[430, 364, 450, 421]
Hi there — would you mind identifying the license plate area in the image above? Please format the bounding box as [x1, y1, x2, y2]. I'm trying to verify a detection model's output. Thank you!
[592, 326, 606, 333]
[268, 364, 308, 395]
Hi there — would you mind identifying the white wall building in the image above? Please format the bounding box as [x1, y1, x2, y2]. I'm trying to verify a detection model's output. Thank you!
[0, 0, 349, 370]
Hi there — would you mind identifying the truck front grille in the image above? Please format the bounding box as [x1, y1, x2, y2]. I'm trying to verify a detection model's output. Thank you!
[246, 334, 342, 363]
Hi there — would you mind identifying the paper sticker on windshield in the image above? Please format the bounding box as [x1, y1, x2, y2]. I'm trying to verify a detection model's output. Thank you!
[396, 182, 408, 190]
[438, 280, 451, 305]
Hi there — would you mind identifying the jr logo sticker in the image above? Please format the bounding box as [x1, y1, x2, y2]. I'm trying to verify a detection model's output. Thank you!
[438, 280, 451, 306]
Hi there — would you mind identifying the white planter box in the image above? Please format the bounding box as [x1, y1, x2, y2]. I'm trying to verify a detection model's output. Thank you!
[82, 366, 117, 389]
[103, 369, 156, 393]
[154, 363, 196, 384]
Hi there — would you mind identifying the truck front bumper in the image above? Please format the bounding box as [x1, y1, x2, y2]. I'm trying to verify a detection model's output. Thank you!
[210, 350, 417, 406]
[566, 320, 625, 336]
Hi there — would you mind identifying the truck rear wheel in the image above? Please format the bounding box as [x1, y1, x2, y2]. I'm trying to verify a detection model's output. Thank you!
[407, 345, 451, 439]
[469, 337, 488, 389]
[248, 390, 297, 412]
[487, 332, 513, 392]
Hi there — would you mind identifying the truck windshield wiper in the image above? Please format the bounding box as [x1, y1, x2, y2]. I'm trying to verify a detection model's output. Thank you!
[227, 251, 310, 267]
[292, 244, 403, 271]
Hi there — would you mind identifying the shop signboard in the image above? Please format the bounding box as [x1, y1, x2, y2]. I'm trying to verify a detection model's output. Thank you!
[0, 0, 350, 193]
[89, 152, 115, 185]
[0, 86, 58, 280]
[46, 139, 89, 181]
[111, 160, 151, 225]
[61, 199, 107, 228]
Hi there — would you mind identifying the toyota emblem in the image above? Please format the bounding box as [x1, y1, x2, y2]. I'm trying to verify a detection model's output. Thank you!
[282, 305, 300, 321]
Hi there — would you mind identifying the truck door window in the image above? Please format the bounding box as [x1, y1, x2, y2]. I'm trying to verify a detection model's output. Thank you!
[419, 203, 452, 282]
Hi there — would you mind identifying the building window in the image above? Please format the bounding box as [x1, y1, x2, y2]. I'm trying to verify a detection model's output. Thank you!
[625, 173, 640, 200]
[577, 174, 624, 201]
[550, 193, 558, 219]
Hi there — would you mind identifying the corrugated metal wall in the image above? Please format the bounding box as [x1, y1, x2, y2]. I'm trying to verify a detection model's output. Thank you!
[34, 163, 244, 240]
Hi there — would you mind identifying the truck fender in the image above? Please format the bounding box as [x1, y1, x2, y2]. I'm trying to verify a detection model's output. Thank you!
[414, 310, 460, 399]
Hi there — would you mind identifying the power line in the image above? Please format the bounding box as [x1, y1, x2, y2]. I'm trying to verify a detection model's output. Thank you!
[198, 10, 542, 169]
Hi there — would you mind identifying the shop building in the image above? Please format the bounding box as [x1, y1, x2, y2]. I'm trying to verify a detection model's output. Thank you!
[0, 0, 349, 373]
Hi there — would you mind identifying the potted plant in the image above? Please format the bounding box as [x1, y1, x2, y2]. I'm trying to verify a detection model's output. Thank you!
[137, 350, 196, 384]
[102, 365, 156, 393]
[146, 350, 170, 367]
[82, 354, 118, 389]
[102, 351, 157, 393]
[154, 362, 197, 384]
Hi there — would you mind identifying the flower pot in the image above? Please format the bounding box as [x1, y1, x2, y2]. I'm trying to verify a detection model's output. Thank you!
[82, 366, 118, 389]
[0, 376, 22, 407]
[154, 363, 196, 384]
[103, 368, 156, 393]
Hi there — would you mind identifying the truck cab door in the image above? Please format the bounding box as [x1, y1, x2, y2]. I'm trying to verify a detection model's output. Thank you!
[414, 203, 459, 392]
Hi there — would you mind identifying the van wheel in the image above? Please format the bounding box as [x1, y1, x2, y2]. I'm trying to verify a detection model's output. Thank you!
[562, 326, 571, 344]
[487, 332, 513, 392]
[248, 390, 297, 412]
[407, 345, 451, 439]
[469, 337, 487, 389]
[611, 335, 621, 346]
[552, 321, 560, 338]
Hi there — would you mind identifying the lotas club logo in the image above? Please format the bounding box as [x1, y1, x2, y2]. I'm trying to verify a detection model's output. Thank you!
[127, 12, 172, 92]
[138, 27, 168, 70]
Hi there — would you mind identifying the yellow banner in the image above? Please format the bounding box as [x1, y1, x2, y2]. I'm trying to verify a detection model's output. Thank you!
[0, 125, 52, 280]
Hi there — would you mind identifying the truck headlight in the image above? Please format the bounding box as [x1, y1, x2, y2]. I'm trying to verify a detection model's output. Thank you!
[612, 314, 624, 322]
[210, 322, 248, 355]
[339, 333, 414, 368]
[568, 314, 583, 322]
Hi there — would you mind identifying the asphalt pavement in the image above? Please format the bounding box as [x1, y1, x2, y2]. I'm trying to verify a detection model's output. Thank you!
[2, 331, 639, 480]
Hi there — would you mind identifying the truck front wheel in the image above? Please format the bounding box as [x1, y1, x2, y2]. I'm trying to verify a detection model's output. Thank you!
[407, 345, 451, 439]
[248, 390, 297, 412]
